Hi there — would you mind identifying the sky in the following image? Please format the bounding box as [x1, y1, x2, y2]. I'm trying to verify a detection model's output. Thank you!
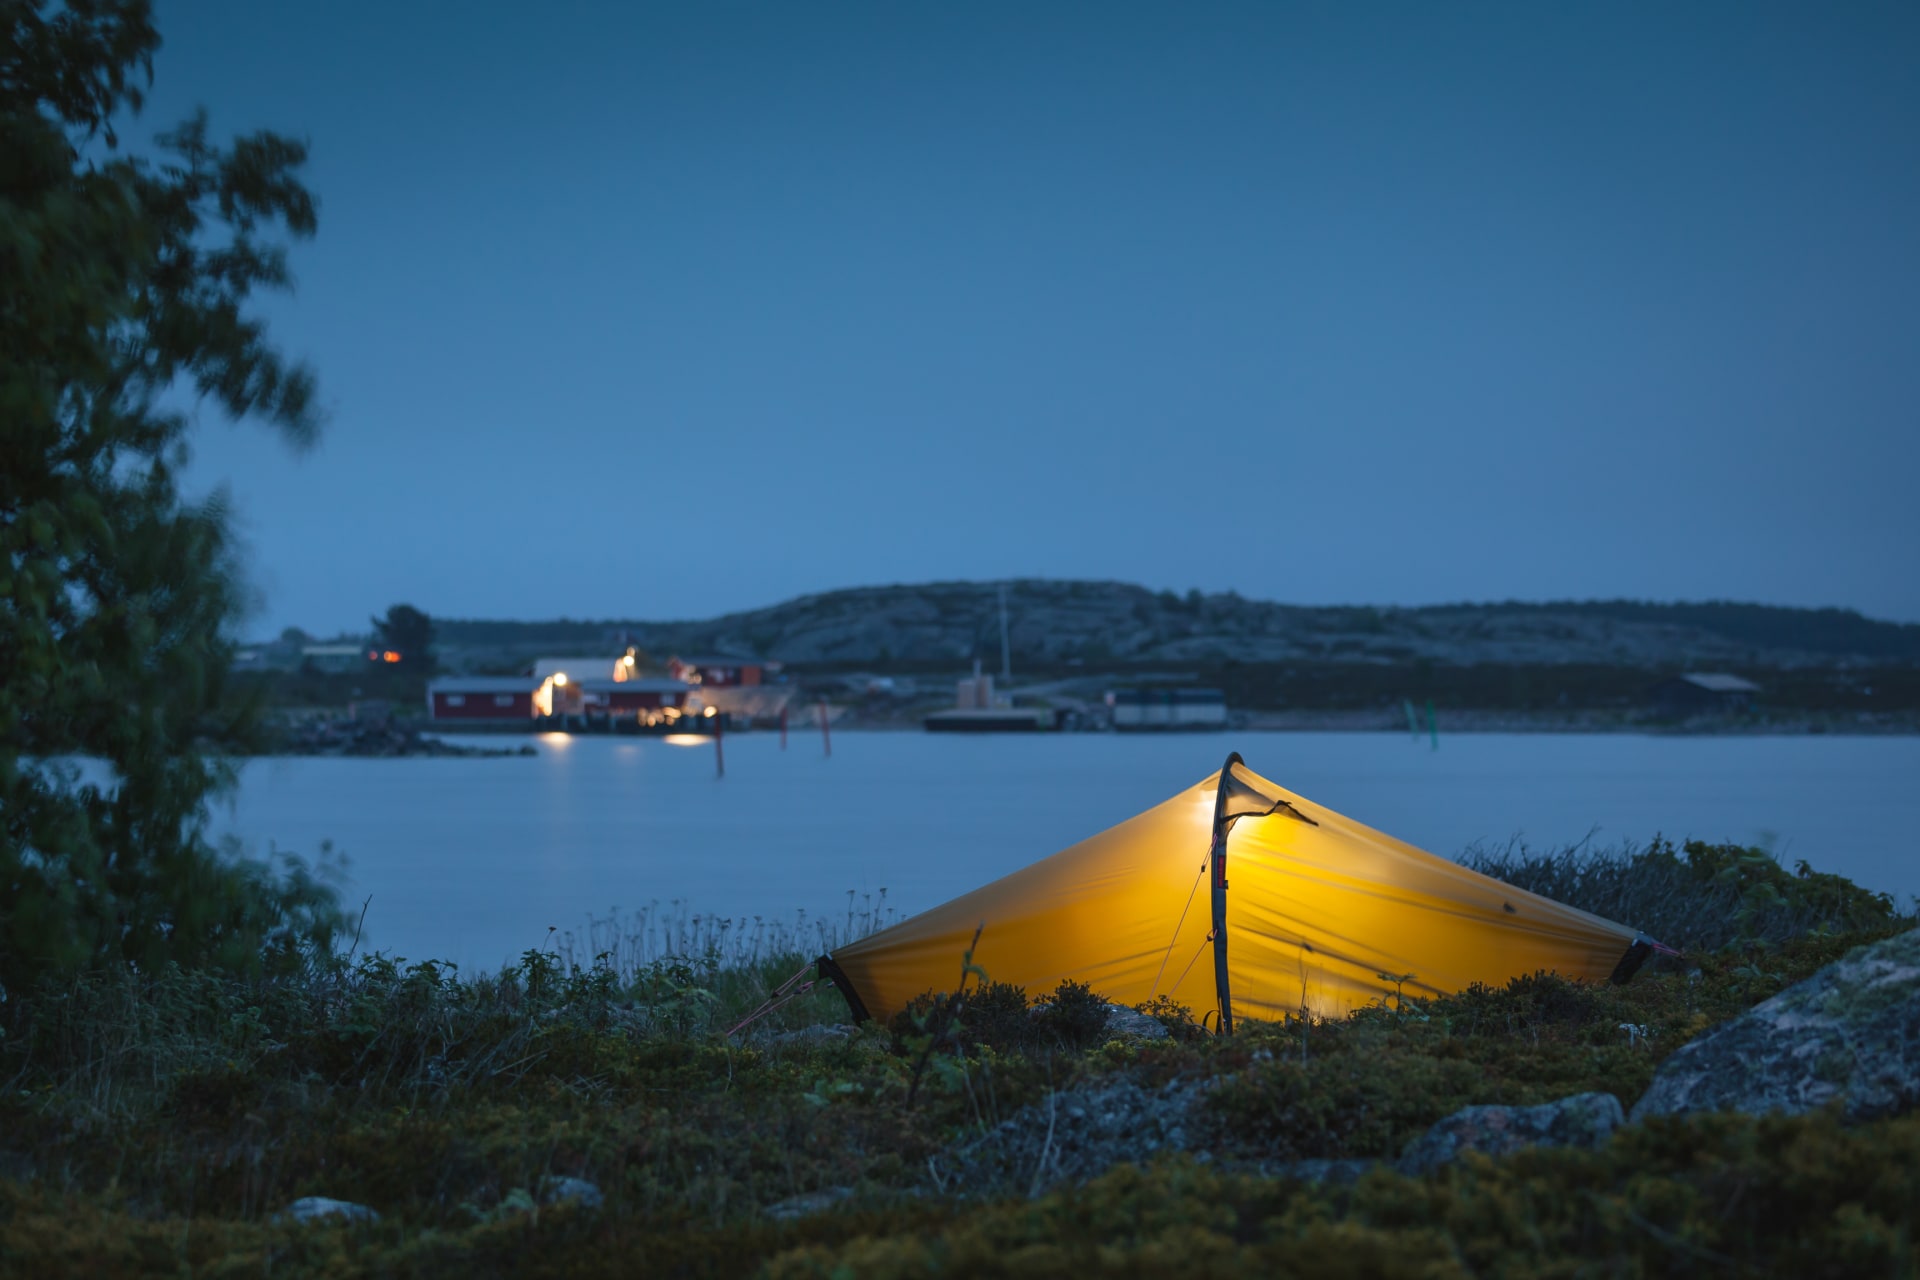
[137, 1, 1920, 636]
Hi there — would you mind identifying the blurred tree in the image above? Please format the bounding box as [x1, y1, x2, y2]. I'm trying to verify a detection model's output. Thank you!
[0, 0, 343, 990]
[371, 604, 436, 674]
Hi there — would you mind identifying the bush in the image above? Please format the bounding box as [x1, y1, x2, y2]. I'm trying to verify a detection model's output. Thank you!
[889, 979, 1126, 1057]
[1463, 836, 1910, 952]
[1031, 980, 1113, 1052]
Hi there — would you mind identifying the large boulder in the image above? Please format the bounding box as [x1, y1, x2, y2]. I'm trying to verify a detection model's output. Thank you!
[1397, 1092, 1625, 1176]
[1632, 929, 1920, 1123]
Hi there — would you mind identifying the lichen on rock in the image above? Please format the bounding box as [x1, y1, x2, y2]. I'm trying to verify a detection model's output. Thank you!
[1632, 928, 1920, 1123]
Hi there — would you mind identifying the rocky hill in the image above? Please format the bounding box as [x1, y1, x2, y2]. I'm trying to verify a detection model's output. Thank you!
[436, 581, 1920, 671]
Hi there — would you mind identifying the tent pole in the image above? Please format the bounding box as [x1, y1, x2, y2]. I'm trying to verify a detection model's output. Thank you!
[1211, 751, 1244, 1035]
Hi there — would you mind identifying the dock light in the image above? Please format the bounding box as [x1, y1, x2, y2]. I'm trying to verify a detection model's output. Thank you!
[703, 705, 718, 718]
[622, 654, 636, 668]
[382, 650, 401, 664]
[553, 672, 569, 687]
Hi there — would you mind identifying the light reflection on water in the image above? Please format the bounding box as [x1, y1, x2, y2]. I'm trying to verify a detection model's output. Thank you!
[204, 731, 1920, 971]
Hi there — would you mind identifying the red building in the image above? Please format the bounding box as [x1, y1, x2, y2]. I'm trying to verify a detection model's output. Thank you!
[426, 677, 542, 724]
[578, 678, 693, 720]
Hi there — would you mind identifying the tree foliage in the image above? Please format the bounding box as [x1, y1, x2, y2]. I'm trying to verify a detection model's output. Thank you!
[1, 0, 343, 990]
[372, 603, 436, 674]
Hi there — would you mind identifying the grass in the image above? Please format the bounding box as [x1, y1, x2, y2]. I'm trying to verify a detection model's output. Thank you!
[0, 841, 1912, 1278]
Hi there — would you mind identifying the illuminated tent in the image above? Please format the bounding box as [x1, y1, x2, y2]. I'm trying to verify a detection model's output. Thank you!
[819, 754, 1656, 1030]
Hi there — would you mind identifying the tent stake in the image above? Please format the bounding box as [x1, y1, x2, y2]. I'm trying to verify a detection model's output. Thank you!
[1210, 750, 1245, 1035]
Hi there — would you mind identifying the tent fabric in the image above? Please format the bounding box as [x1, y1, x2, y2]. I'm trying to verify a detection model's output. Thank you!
[824, 758, 1640, 1025]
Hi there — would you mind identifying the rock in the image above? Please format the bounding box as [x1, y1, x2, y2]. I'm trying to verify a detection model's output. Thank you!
[764, 1186, 853, 1220]
[267, 716, 534, 759]
[1632, 929, 1920, 1123]
[539, 1176, 603, 1209]
[1397, 1092, 1624, 1176]
[1102, 1004, 1171, 1040]
[285, 1196, 380, 1225]
[1024, 1001, 1171, 1041]
[938, 1077, 1204, 1195]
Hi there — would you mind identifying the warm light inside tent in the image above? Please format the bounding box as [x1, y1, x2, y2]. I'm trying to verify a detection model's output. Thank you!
[825, 759, 1641, 1027]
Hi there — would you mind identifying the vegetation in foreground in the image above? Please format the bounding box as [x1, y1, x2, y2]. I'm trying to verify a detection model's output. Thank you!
[7, 7, 1919, 1276]
[1, 840, 1914, 1278]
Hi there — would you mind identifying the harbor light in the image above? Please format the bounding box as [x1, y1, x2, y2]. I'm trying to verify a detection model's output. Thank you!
[553, 672, 569, 687]
[703, 705, 718, 718]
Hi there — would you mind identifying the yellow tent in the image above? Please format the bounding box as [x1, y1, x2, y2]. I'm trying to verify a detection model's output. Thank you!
[820, 754, 1653, 1029]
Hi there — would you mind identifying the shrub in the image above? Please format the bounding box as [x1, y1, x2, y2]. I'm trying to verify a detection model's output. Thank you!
[1031, 980, 1113, 1052]
[1205, 1038, 1493, 1160]
[1462, 836, 1911, 952]
[1435, 969, 1606, 1037]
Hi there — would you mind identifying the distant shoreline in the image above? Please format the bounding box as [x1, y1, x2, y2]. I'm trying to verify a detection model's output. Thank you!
[387, 710, 1920, 742]
[1234, 708, 1920, 736]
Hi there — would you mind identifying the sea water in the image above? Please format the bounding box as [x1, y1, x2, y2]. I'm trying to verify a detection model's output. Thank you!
[199, 730, 1920, 972]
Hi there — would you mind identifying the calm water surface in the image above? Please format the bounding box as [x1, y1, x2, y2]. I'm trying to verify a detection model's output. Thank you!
[209, 731, 1920, 971]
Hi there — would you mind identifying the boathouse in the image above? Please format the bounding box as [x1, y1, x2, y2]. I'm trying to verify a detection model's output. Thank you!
[577, 678, 694, 725]
[427, 677, 543, 724]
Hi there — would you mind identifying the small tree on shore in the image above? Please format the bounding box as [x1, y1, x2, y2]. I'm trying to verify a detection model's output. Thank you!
[372, 604, 437, 675]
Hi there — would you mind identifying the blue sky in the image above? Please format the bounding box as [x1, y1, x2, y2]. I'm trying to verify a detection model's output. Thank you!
[141, 2, 1920, 634]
